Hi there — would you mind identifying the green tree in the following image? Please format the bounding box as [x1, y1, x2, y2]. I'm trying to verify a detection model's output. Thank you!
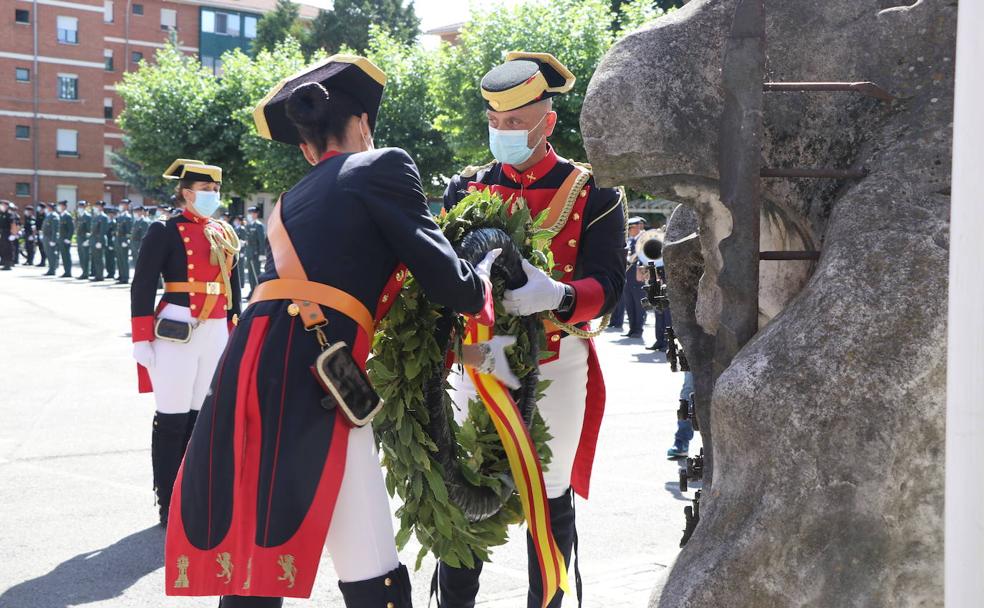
[302, 0, 420, 56]
[431, 0, 617, 166]
[115, 43, 257, 197]
[362, 27, 454, 197]
[253, 0, 307, 55]
[109, 149, 172, 201]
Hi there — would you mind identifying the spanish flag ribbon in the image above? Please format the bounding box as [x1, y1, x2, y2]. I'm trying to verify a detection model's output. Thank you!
[464, 321, 569, 608]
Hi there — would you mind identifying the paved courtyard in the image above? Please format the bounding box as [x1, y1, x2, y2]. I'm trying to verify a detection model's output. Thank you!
[0, 260, 701, 607]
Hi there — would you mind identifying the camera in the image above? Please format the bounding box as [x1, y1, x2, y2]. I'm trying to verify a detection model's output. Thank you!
[678, 447, 704, 492]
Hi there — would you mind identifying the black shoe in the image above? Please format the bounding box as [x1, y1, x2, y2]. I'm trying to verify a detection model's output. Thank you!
[116, 279, 129, 284]
[218, 597, 283, 607]
[44, 270, 56, 276]
[339, 565, 412, 608]
[1, 266, 11, 271]
[77, 275, 88, 280]
[647, 343, 666, 351]
[527, 489, 578, 608]
[91, 277, 104, 282]
[152, 412, 191, 528]
[623, 332, 643, 338]
[35, 262, 45, 267]
[60, 273, 71, 278]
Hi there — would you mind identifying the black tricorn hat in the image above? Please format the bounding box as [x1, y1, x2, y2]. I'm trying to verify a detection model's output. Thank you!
[481, 51, 576, 112]
[252, 54, 386, 146]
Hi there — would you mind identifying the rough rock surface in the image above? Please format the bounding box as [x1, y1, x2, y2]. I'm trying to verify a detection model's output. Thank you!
[581, 1, 953, 607]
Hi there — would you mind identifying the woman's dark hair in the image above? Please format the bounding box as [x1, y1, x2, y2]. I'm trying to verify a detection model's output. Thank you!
[285, 82, 365, 154]
[173, 178, 196, 205]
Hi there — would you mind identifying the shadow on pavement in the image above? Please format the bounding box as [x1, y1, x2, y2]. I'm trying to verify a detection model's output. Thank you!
[663, 480, 693, 502]
[0, 526, 164, 608]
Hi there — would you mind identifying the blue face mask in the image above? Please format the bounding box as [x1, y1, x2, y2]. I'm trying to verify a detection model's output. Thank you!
[488, 114, 547, 166]
[190, 190, 222, 217]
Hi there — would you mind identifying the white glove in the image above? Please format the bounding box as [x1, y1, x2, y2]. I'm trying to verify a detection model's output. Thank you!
[63, 239, 70, 244]
[95, 243, 102, 249]
[476, 335, 520, 390]
[474, 248, 502, 283]
[502, 259, 567, 317]
[132, 341, 156, 369]
[82, 240, 89, 246]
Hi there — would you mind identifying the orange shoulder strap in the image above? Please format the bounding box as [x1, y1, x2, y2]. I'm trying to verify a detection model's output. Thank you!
[266, 196, 327, 329]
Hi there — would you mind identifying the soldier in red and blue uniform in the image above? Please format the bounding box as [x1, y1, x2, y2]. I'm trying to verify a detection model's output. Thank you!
[438, 51, 627, 608]
[130, 159, 242, 527]
[164, 55, 503, 608]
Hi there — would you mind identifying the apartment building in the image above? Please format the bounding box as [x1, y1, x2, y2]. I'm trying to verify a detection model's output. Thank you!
[2, 0, 316, 208]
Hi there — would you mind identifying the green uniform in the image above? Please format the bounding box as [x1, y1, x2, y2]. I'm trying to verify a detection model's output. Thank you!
[244, 219, 266, 295]
[115, 211, 133, 283]
[42, 210, 59, 275]
[130, 215, 150, 264]
[58, 211, 74, 276]
[75, 210, 91, 278]
[234, 223, 248, 289]
[105, 215, 117, 278]
[88, 212, 109, 281]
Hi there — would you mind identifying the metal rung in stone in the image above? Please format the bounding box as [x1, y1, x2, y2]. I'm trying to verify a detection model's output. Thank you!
[763, 81, 894, 101]
[759, 251, 821, 261]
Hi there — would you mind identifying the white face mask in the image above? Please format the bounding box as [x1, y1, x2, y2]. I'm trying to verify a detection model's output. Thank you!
[188, 190, 222, 217]
[361, 123, 374, 152]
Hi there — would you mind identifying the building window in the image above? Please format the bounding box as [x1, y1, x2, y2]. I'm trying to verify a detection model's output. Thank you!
[202, 9, 239, 36]
[132, 3, 143, 15]
[56, 129, 78, 157]
[56, 16, 79, 44]
[15, 125, 30, 139]
[57, 75, 78, 101]
[161, 8, 176, 30]
[15, 67, 30, 82]
[104, 0, 113, 23]
[104, 97, 113, 119]
[131, 51, 143, 65]
[55, 185, 77, 206]
[104, 145, 113, 167]
[201, 56, 224, 77]
[104, 49, 114, 71]
[16, 183, 31, 197]
[15, 9, 30, 24]
[244, 15, 257, 39]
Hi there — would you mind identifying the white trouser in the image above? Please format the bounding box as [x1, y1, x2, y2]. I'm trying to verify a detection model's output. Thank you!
[326, 424, 400, 582]
[147, 304, 228, 414]
[450, 337, 590, 499]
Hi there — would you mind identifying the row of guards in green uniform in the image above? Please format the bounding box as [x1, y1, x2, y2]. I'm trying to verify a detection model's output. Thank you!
[36, 199, 158, 282]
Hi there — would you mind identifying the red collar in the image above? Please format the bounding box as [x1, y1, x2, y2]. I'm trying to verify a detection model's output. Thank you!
[319, 150, 343, 164]
[502, 144, 559, 187]
[181, 209, 207, 224]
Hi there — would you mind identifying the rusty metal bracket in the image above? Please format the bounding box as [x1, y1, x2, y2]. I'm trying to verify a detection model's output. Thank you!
[761, 167, 868, 179]
[763, 81, 894, 101]
[759, 251, 821, 261]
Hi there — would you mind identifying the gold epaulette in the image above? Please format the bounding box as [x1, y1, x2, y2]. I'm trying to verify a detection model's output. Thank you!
[459, 161, 496, 179]
[571, 160, 593, 173]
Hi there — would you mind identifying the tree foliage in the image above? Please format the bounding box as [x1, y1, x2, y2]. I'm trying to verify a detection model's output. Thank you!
[302, 0, 420, 56]
[252, 0, 307, 55]
[115, 43, 257, 197]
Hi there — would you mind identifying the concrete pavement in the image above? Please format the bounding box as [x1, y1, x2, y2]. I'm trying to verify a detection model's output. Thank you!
[0, 261, 701, 607]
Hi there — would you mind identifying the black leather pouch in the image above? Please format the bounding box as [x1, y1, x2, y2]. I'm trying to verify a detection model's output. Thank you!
[310, 342, 383, 427]
[154, 318, 193, 343]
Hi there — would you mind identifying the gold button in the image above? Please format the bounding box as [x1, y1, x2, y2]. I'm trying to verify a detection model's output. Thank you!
[564, 264, 574, 273]
[568, 239, 577, 247]
[573, 213, 580, 221]
[183, 237, 190, 243]
[188, 263, 195, 270]
[384, 577, 392, 587]
[551, 334, 560, 342]
[387, 603, 395, 608]
[187, 249, 193, 255]
[395, 271, 405, 282]
[190, 304, 197, 310]
[580, 188, 588, 198]
[190, 292, 196, 297]
[287, 303, 300, 316]
[382, 294, 389, 303]
[179, 225, 185, 231]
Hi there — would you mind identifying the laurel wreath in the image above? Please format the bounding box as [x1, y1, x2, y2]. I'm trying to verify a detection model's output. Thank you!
[369, 190, 556, 569]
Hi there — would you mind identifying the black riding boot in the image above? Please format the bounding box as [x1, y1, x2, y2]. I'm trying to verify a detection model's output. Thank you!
[184, 409, 200, 451]
[435, 556, 483, 607]
[151, 412, 190, 527]
[339, 564, 412, 608]
[217, 596, 283, 607]
[527, 489, 578, 608]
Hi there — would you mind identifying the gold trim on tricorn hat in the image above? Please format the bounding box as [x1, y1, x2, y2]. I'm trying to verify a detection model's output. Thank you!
[252, 54, 387, 145]
[162, 159, 222, 183]
[481, 51, 576, 112]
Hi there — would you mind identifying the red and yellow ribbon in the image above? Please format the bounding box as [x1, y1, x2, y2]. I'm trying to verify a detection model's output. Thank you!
[464, 321, 569, 608]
